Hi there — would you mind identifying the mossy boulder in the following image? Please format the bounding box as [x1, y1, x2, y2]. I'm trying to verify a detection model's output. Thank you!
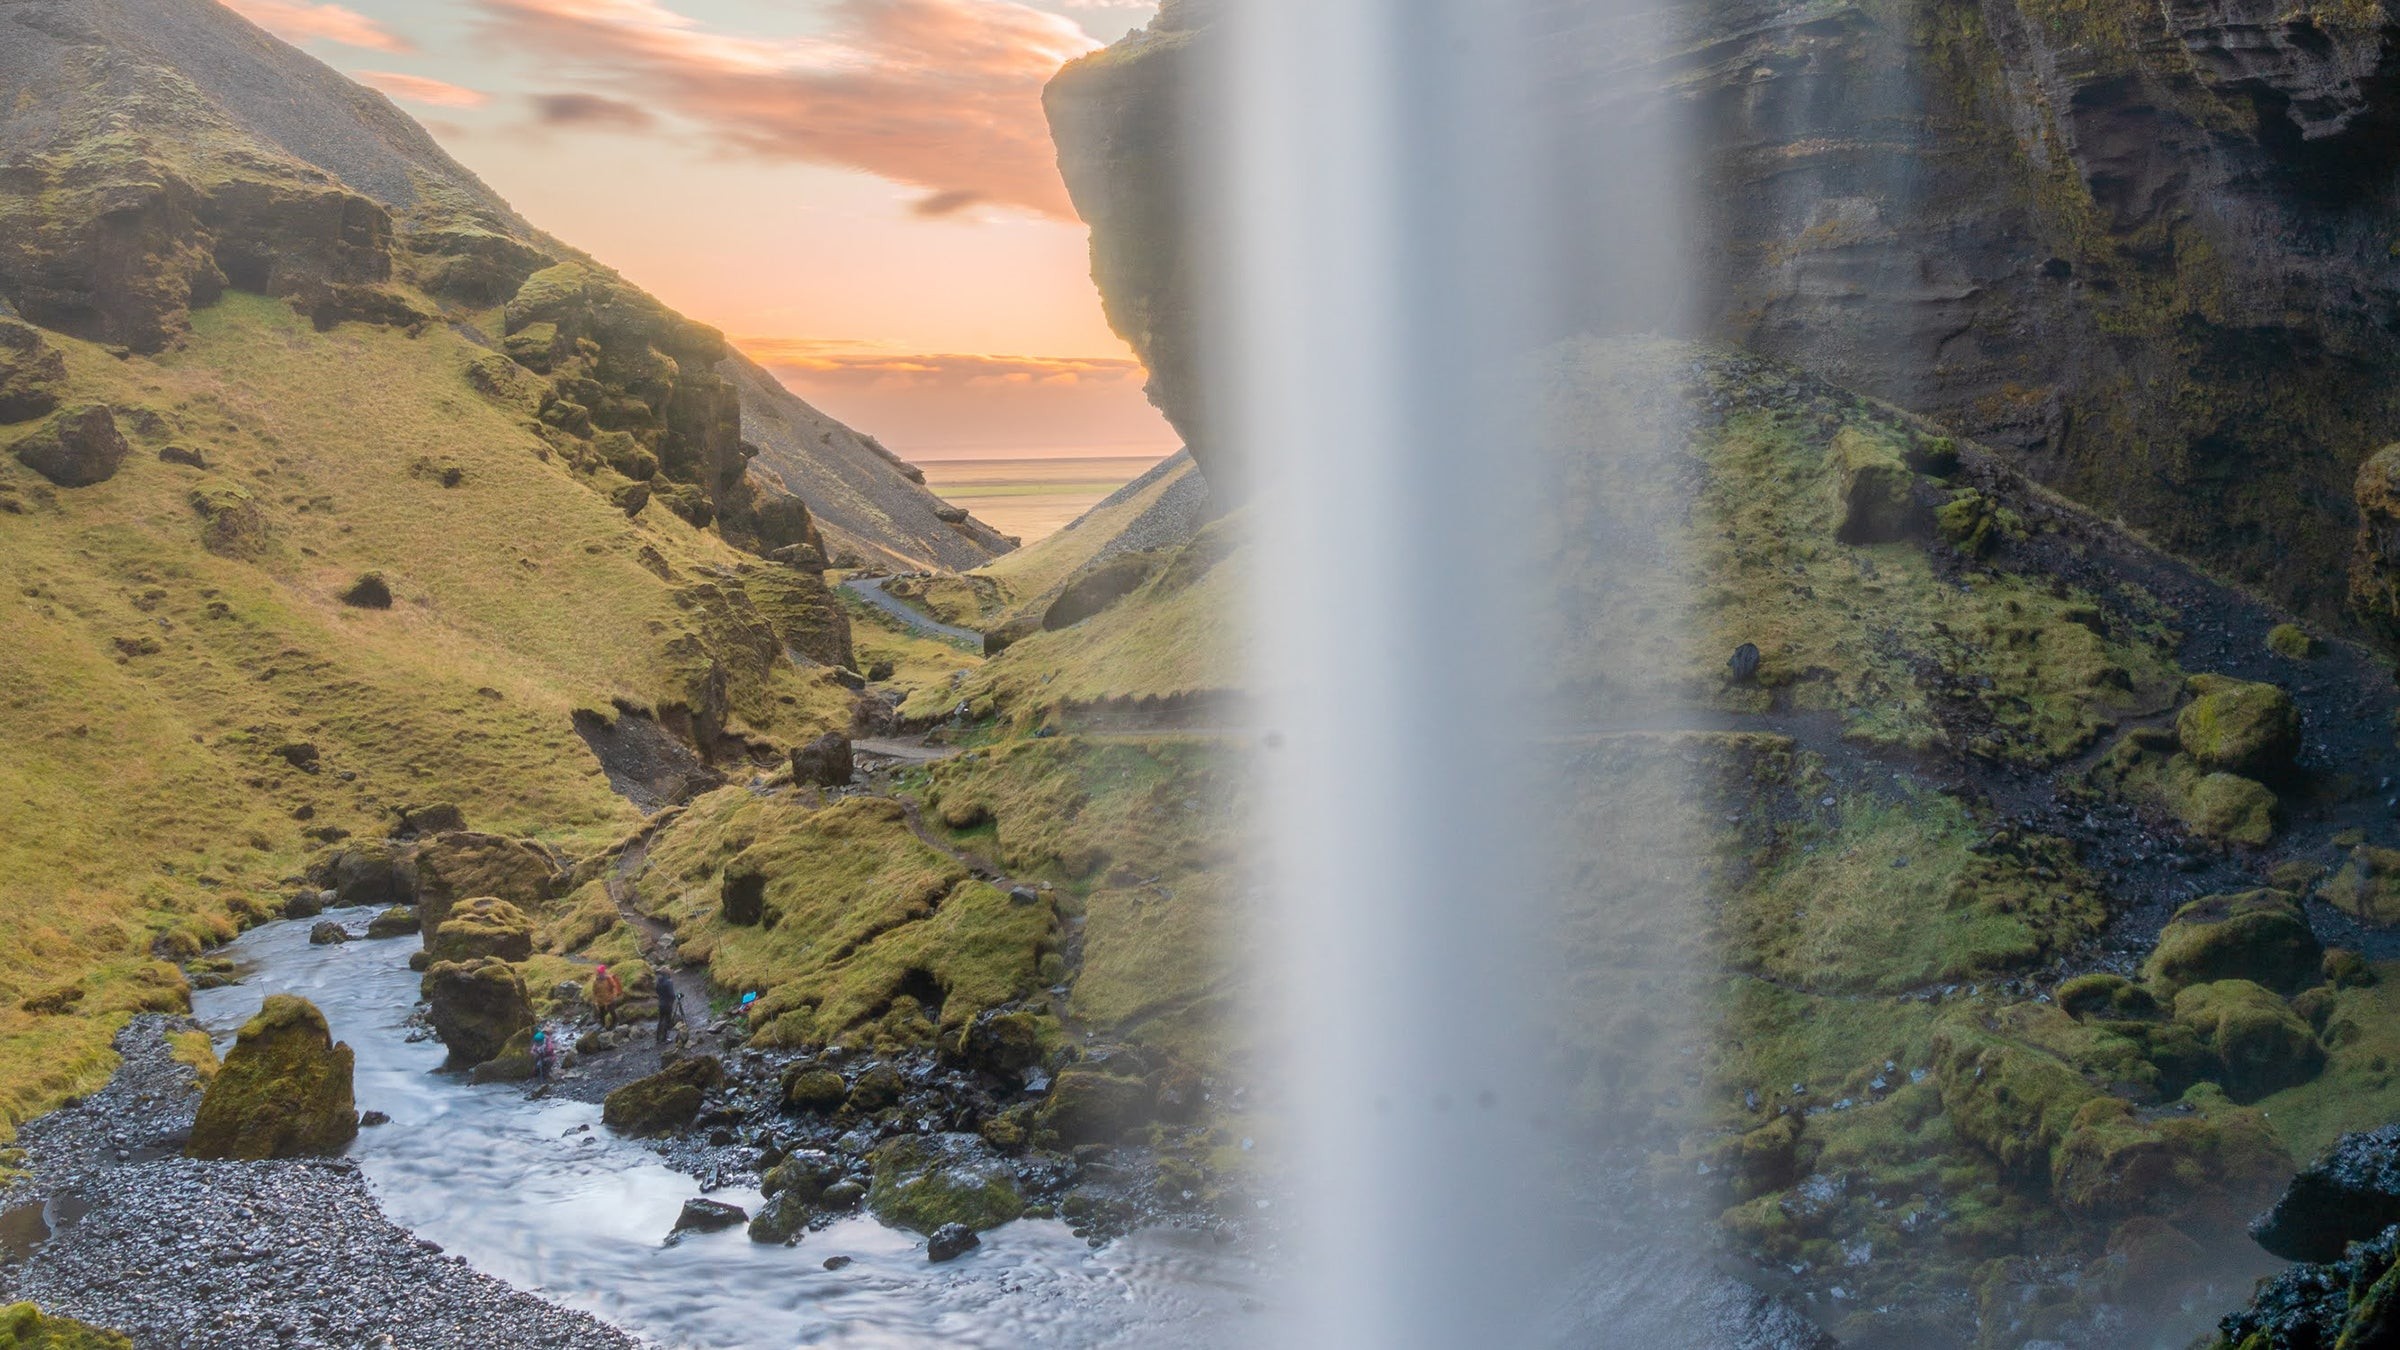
[2056, 973, 2159, 1019]
[746, 1191, 809, 1245]
[1829, 427, 1915, 544]
[187, 994, 358, 1160]
[408, 831, 563, 937]
[846, 1063, 903, 1113]
[189, 484, 267, 558]
[2172, 980, 2326, 1102]
[956, 1009, 1045, 1077]
[2140, 890, 2322, 995]
[2176, 675, 2301, 777]
[0, 1302, 130, 1349]
[323, 841, 405, 908]
[466, 1027, 536, 1084]
[2324, 846, 2400, 925]
[427, 897, 535, 964]
[2267, 623, 2321, 659]
[0, 320, 66, 423]
[2165, 763, 2279, 847]
[11, 404, 125, 487]
[780, 1064, 846, 1112]
[602, 1054, 723, 1136]
[421, 958, 533, 1070]
[1036, 1067, 1155, 1144]
[866, 1133, 1023, 1234]
[364, 905, 417, 939]
[762, 1149, 844, 1204]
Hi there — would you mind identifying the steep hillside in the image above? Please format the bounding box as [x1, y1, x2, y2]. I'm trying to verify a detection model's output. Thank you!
[1047, 0, 2400, 632]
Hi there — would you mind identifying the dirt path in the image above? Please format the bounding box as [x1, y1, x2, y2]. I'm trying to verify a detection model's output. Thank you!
[839, 576, 984, 646]
[601, 835, 711, 1037]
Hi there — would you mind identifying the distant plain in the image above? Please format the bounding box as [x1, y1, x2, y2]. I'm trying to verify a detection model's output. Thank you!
[919, 455, 1171, 544]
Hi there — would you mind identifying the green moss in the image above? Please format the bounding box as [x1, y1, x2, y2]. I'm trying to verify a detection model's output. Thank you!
[2324, 846, 2400, 923]
[1037, 1067, 1155, 1145]
[2177, 675, 2301, 775]
[866, 1134, 1023, 1234]
[2267, 623, 2321, 659]
[187, 993, 356, 1159]
[2253, 964, 2400, 1160]
[602, 1054, 721, 1136]
[2141, 890, 2321, 995]
[2172, 980, 2326, 1101]
[0, 1303, 131, 1349]
[427, 897, 535, 964]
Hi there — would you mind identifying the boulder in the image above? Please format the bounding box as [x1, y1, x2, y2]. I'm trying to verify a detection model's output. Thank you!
[427, 897, 535, 964]
[846, 1063, 904, 1113]
[2140, 890, 2322, 995]
[747, 1191, 809, 1245]
[189, 484, 267, 558]
[2252, 1126, 2400, 1263]
[364, 906, 417, 939]
[0, 319, 66, 423]
[1829, 428, 1915, 544]
[283, 890, 326, 920]
[762, 1150, 843, 1204]
[466, 1028, 535, 1084]
[421, 958, 533, 1070]
[2212, 1222, 2400, 1350]
[2167, 765, 2278, 847]
[2176, 675, 2301, 777]
[2324, 846, 2400, 925]
[394, 802, 464, 837]
[0, 1302, 130, 1349]
[321, 841, 405, 909]
[11, 405, 125, 487]
[790, 733, 854, 788]
[603, 1055, 723, 1136]
[927, 1223, 979, 1263]
[187, 994, 358, 1159]
[670, 1197, 747, 1237]
[957, 1009, 1044, 1077]
[2172, 980, 2325, 1102]
[2267, 623, 2321, 660]
[408, 831, 563, 937]
[307, 920, 348, 946]
[1036, 1067, 1155, 1145]
[780, 1065, 847, 1112]
[866, 1133, 1024, 1234]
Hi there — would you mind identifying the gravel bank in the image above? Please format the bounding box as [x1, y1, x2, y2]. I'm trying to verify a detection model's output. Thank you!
[0, 1015, 641, 1350]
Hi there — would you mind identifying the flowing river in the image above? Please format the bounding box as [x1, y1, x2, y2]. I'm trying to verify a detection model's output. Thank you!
[189, 918, 1259, 1349]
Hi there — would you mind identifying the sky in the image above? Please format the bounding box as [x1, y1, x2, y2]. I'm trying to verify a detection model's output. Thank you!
[218, 0, 1177, 462]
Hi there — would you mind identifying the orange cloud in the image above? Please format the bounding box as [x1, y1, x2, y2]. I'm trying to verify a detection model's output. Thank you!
[217, 0, 412, 53]
[357, 71, 492, 108]
[476, 0, 1096, 218]
[738, 339, 1146, 386]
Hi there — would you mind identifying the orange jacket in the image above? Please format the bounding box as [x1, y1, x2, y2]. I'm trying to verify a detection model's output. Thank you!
[592, 967, 623, 1006]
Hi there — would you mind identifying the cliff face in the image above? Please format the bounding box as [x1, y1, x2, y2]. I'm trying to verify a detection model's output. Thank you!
[1045, 0, 2400, 629]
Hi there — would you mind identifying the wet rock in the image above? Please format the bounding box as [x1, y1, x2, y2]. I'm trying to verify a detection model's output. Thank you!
[0, 318, 66, 423]
[926, 1222, 979, 1263]
[427, 897, 535, 964]
[187, 994, 358, 1160]
[602, 1055, 723, 1137]
[781, 1064, 847, 1113]
[421, 958, 534, 1070]
[360, 1110, 390, 1127]
[763, 1150, 843, 1204]
[1037, 1067, 1155, 1145]
[2176, 675, 2301, 777]
[2140, 890, 2322, 995]
[746, 1192, 808, 1245]
[307, 920, 348, 946]
[670, 1197, 747, 1237]
[2172, 980, 2325, 1103]
[283, 889, 325, 920]
[11, 404, 126, 487]
[364, 905, 418, 939]
[822, 1255, 854, 1271]
[868, 1134, 1023, 1234]
[819, 1179, 866, 1211]
[845, 1063, 903, 1113]
[468, 1028, 537, 1084]
[2212, 1222, 2400, 1349]
[791, 732, 855, 788]
[958, 1009, 1044, 1077]
[2251, 1126, 2400, 1263]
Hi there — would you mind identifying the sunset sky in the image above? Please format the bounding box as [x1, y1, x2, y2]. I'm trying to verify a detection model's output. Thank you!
[220, 0, 1178, 462]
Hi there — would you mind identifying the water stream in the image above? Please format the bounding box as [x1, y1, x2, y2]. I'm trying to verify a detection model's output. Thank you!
[190, 919, 1258, 1349]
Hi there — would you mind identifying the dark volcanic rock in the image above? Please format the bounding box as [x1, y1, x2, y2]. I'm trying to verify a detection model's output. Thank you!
[790, 732, 855, 788]
[2212, 1222, 2400, 1350]
[2252, 1125, 2400, 1264]
[669, 1197, 747, 1237]
[926, 1222, 979, 1263]
[420, 958, 533, 1071]
[187, 995, 357, 1160]
[306, 920, 348, 946]
[11, 405, 126, 487]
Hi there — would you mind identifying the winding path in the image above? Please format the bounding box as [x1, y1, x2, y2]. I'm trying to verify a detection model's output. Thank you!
[839, 576, 984, 647]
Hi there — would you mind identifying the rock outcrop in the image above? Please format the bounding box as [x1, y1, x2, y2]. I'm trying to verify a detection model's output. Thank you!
[426, 897, 535, 964]
[406, 832, 562, 938]
[186, 994, 358, 1159]
[602, 1055, 723, 1137]
[420, 958, 532, 1071]
[0, 321, 65, 423]
[2252, 1125, 2400, 1264]
[865, 1133, 1024, 1234]
[10, 406, 126, 488]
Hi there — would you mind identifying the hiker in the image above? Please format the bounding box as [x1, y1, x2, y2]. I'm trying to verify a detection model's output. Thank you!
[531, 1026, 558, 1085]
[655, 968, 679, 1046]
[592, 963, 623, 1029]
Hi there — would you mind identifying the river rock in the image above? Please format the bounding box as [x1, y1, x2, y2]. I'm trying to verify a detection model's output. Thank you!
[958, 1009, 1044, 1077]
[747, 1192, 808, 1245]
[781, 1064, 846, 1112]
[187, 994, 358, 1160]
[364, 905, 417, 939]
[307, 920, 348, 945]
[2215, 1222, 2400, 1349]
[11, 404, 125, 487]
[1037, 1067, 1155, 1145]
[602, 1055, 723, 1137]
[2252, 1125, 2400, 1263]
[408, 831, 563, 937]
[762, 1150, 843, 1204]
[670, 1197, 747, 1238]
[2176, 675, 2301, 777]
[926, 1223, 979, 1263]
[790, 732, 854, 788]
[427, 897, 535, 964]
[282, 889, 325, 920]
[846, 1063, 905, 1114]
[421, 958, 533, 1070]
[867, 1133, 1023, 1235]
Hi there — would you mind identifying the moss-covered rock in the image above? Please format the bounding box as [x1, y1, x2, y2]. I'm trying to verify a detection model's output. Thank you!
[466, 1027, 535, 1084]
[188, 483, 267, 559]
[0, 321, 66, 424]
[2056, 973, 2159, 1020]
[780, 1064, 846, 1112]
[846, 1063, 903, 1113]
[408, 831, 563, 938]
[0, 1302, 131, 1349]
[2167, 764, 2280, 847]
[602, 1054, 723, 1136]
[10, 405, 125, 488]
[420, 958, 532, 1070]
[364, 906, 417, 939]
[1036, 1067, 1154, 1144]
[2141, 890, 2323, 996]
[2266, 623, 2321, 660]
[2324, 846, 2400, 925]
[323, 841, 406, 908]
[866, 1133, 1023, 1234]
[2172, 980, 2326, 1102]
[187, 994, 357, 1159]
[2176, 675, 2301, 777]
[1829, 427, 1915, 544]
[427, 896, 535, 964]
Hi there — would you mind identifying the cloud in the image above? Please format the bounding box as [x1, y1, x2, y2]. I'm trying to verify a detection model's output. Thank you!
[356, 71, 492, 108]
[739, 339, 1178, 455]
[476, 0, 1098, 218]
[531, 92, 658, 131]
[737, 339, 1146, 386]
[217, 0, 412, 53]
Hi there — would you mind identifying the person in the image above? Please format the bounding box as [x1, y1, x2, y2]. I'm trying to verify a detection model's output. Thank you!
[531, 1026, 558, 1085]
[592, 963, 623, 1029]
[655, 968, 679, 1046]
